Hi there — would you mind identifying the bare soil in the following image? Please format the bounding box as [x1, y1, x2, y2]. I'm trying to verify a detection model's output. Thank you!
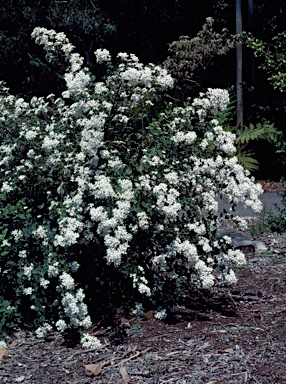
[1, 231, 286, 384]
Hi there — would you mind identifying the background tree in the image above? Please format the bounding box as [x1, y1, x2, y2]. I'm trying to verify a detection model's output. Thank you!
[236, 0, 243, 129]
[0, 0, 116, 97]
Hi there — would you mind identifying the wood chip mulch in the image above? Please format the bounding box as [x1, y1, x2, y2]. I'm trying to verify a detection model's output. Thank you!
[256, 180, 285, 193]
[1, 230, 286, 384]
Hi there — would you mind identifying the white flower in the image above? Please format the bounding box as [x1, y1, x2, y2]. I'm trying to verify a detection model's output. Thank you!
[171, 131, 197, 144]
[61, 289, 91, 328]
[95, 48, 111, 64]
[35, 323, 53, 338]
[224, 269, 237, 285]
[198, 238, 212, 253]
[69, 53, 84, 72]
[108, 156, 124, 169]
[185, 131, 197, 144]
[64, 70, 90, 97]
[25, 130, 38, 140]
[1, 239, 11, 247]
[23, 287, 33, 295]
[91, 176, 114, 199]
[40, 278, 50, 289]
[42, 136, 60, 152]
[94, 82, 108, 94]
[23, 264, 34, 280]
[223, 235, 232, 244]
[33, 225, 47, 239]
[54, 217, 84, 247]
[59, 272, 75, 290]
[152, 253, 167, 267]
[138, 282, 151, 296]
[121, 67, 141, 85]
[137, 211, 149, 230]
[81, 333, 102, 349]
[154, 308, 167, 320]
[136, 175, 152, 191]
[155, 68, 174, 90]
[193, 88, 230, 119]
[117, 52, 129, 61]
[172, 238, 198, 264]
[164, 171, 179, 185]
[90, 206, 108, 222]
[48, 263, 59, 277]
[55, 319, 67, 332]
[11, 229, 23, 241]
[226, 249, 246, 266]
[18, 250, 27, 258]
[1, 181, 13, 193]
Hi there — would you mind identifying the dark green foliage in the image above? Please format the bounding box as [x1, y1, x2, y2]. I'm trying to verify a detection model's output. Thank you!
[245, 32, 286, 92]
[233, 122, 282, 145]
[223, 119, 283, 173]
[163, 17, 236, 99]
[0, 0, 116, 97]
[266, 181, 286, 234]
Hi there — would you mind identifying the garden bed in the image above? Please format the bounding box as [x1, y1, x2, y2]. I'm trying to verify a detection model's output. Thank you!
[1, 233, 285, 384]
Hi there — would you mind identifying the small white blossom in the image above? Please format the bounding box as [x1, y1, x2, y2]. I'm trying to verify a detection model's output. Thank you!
[81, 333, 102, 349]
[138, 282, 151, 296]
[11, 229, 23, 241]
[23, 264, 34, 280]
[224, 269, 237, 285]
[154, 308, 167, 320]
[35, 323, 53, 338]
[55, 319, 67, 332]
[1, 181, 13, 193]
[40, 278, 50, 289]
[23, 287, 33, 295]
[48, 263, 59, 277]
[18, 250, 27, 258]
[59, 272, 75, 290]
[137, 211, 149, 230]
[2, 239, 11, 247]
[95, 48, 111, 64]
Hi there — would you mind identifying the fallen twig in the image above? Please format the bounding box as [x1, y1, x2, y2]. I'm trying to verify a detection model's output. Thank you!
[107, 347, 152, 369]
[67, 347, 102, 360]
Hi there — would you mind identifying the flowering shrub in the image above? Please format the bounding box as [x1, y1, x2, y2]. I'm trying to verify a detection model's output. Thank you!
[0, 27, 263, 345]
[164, 17, 236, 98]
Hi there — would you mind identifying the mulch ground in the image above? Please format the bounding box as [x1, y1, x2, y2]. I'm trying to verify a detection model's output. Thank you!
[1, 232, 286, 384]
[256, 180, 284, 193]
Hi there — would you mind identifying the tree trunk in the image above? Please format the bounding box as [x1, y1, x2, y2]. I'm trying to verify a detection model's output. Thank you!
[247, 0, 255, 87]
[236, 0, 243, 129]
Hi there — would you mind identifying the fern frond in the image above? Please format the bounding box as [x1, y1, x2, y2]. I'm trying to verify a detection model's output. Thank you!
[235, 121, 282, 145]
[225, 120, 282, 147]
[235, 150, 260, 172]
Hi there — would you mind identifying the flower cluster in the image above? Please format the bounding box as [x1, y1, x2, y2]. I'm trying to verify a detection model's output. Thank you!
[81, 333, 102, 349]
